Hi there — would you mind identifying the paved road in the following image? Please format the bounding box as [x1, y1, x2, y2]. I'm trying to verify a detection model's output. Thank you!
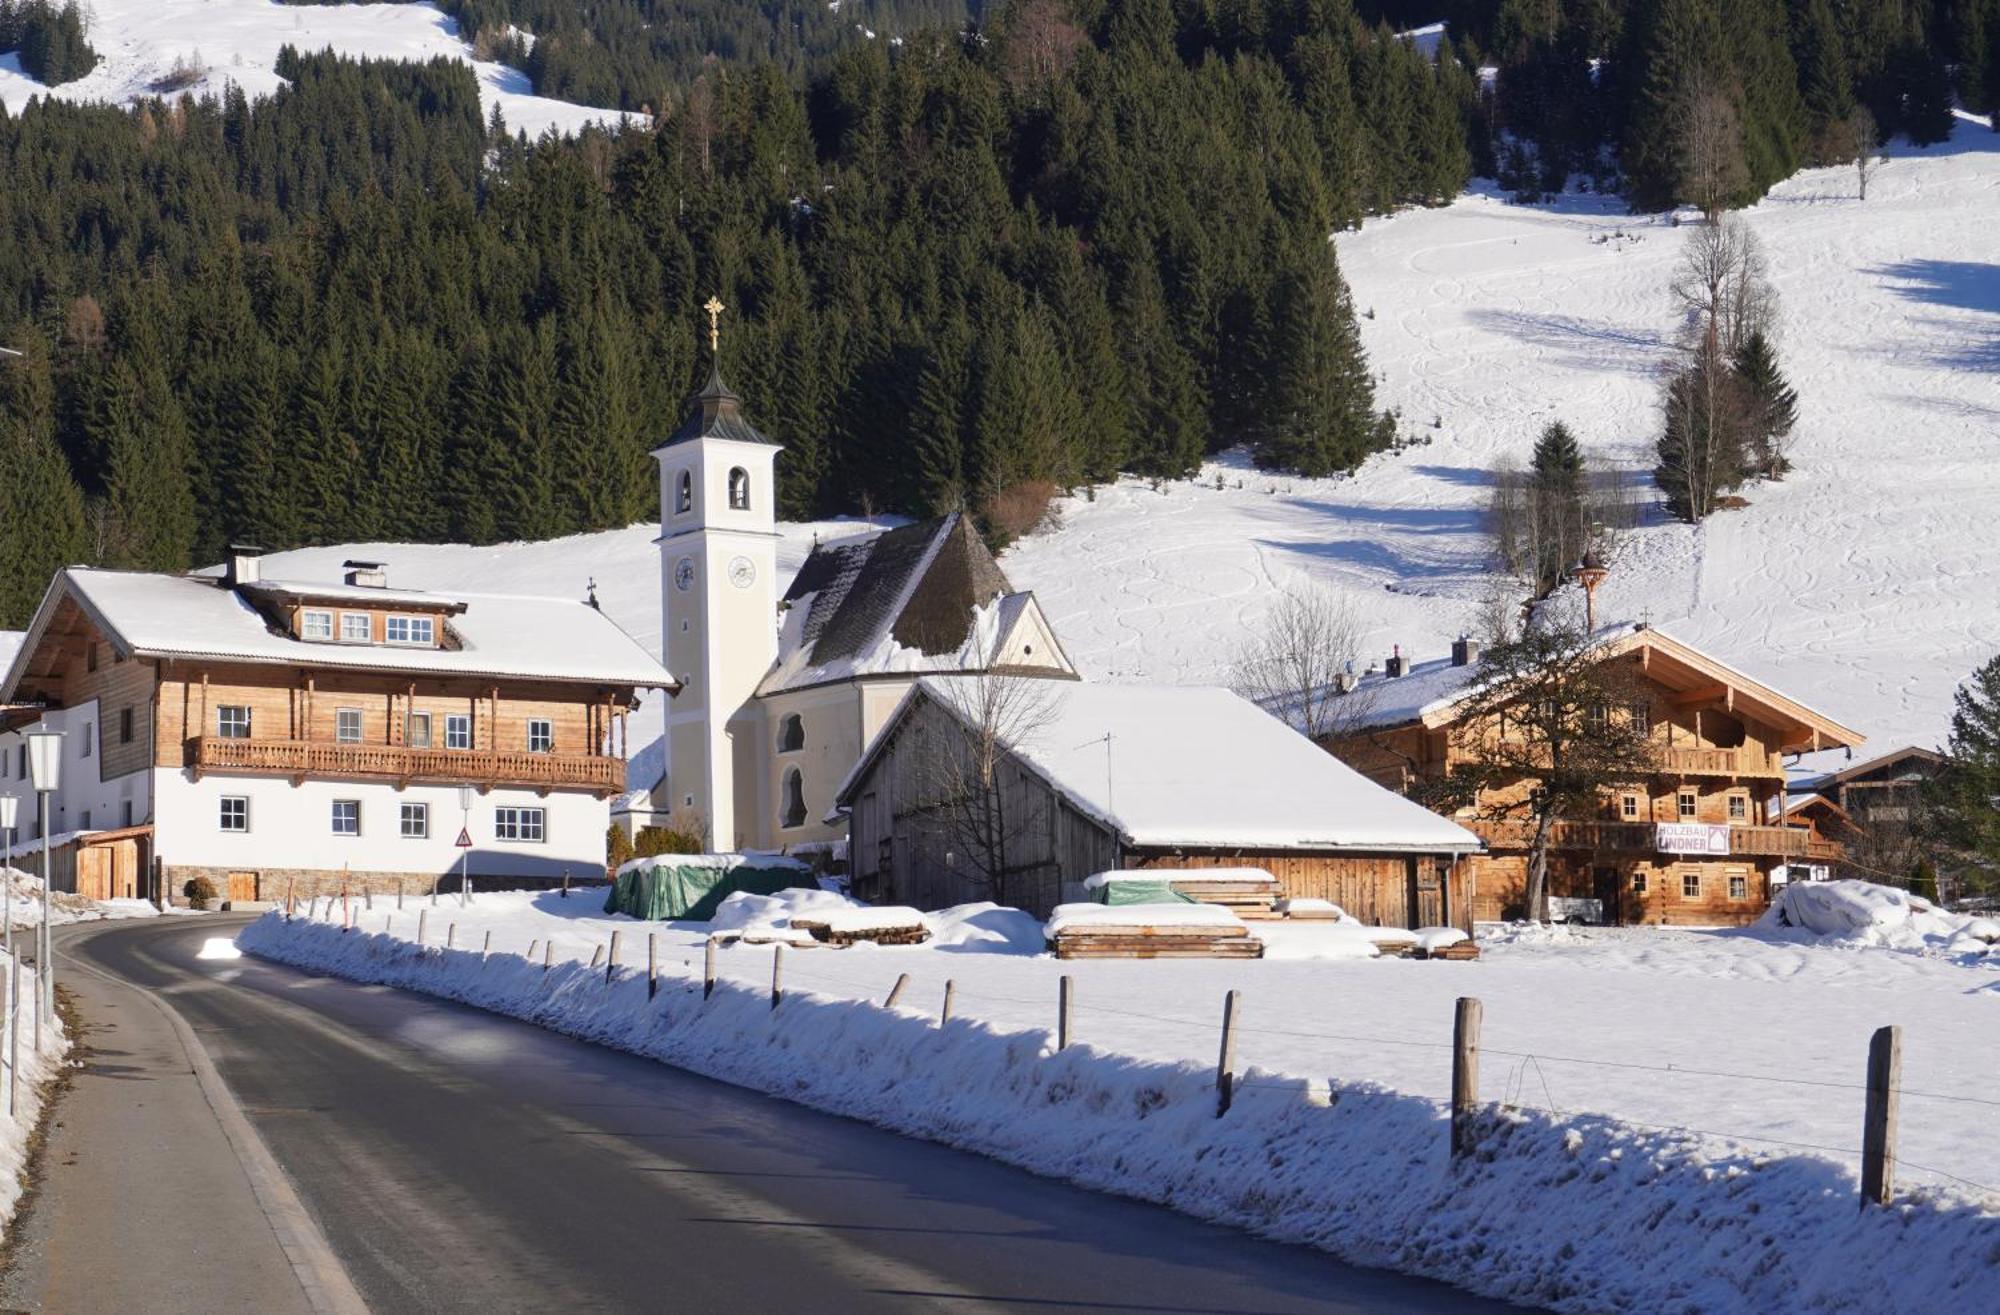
[16, 916, 1519, 1314]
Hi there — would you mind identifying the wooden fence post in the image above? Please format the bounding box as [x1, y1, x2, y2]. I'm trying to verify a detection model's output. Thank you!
[384, 915, 392, 936]
[1216, 990, 1241, 1118]
[481, 930, 492, 963]
[1057, 975, 1074, 1051]
[647, 934, 659, 1000]
[397, 879, 404, 911]
[590, 944, 604, 969]
[447, 923, 456, 950]
[1451, 996, 1482, 1162]
[527, 939, 538, 963]
[940, 980, 955, 1026]
[704, 937, 718, 1000]
[607, 930, 621, 985]
[285, 877, 294, 919]
[544, 939, 553, 973]
[561, 868, 571, 900]
[1861, 1024, 1901, 1208]
[417, 910, 428, 946]
[365, 888, 373, 911]
[884, 973, 910, 1008]
[769, 944, 785, 1011]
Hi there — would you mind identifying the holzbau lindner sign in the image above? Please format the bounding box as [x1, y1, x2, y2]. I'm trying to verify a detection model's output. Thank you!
[1655, 822, 1732, 855]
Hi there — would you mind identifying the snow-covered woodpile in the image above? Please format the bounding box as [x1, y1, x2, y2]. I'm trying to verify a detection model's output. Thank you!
[1043, 904, 1263, 961]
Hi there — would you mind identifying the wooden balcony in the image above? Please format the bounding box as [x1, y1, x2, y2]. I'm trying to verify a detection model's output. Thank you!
[188, 736, 624, 797]
[1468, 819, 1814, 859]
[1658, 747, 1781, 778]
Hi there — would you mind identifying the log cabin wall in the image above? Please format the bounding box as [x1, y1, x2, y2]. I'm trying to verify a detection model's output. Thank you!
[56, 638, 158, 782]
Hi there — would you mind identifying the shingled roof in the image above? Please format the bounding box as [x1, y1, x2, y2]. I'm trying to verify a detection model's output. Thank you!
[657, 367, 773, 449]
[761, 512, 1056, 694]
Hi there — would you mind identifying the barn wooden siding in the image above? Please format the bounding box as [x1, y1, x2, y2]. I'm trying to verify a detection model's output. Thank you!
[845, 691, 1466, 923]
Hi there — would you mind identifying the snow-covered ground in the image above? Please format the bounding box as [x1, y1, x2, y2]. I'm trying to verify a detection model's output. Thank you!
[242, 886, 2000, 1312]
[0, 0, 631, 136]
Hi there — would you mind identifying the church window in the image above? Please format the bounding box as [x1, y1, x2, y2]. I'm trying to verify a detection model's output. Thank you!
[676, 470, 692, 514]
[780, 769, 806, 829]
[777, 714, 804, 753]
[729, 468, 750, 511]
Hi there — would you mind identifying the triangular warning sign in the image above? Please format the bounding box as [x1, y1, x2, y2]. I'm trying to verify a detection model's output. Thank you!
[455, 827, 473, 848]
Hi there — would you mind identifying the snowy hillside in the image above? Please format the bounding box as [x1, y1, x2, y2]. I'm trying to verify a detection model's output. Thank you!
[0, 0, 630, 135]
[1011, 116, 2000, 759]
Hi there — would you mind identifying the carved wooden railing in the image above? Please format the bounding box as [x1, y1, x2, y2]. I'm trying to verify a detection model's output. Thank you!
[1657, 747, 1782, 777]
[189, 736, 623, 796]
[1467, 818, 1814, 858]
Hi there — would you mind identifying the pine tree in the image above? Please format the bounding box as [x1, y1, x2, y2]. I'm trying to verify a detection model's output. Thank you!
[0, 335, 87, 626]
[1528, 420, 1588, 594]
[1115, 260, 1205, 477]
[1252, 237, 1379, 477]
[1731, 330, 1797, 479]
[911, 314, 972, 514]
[1797, 0, 1855, 156]
[93, 360, 196, 572]
[1923, 652, 2000, 897]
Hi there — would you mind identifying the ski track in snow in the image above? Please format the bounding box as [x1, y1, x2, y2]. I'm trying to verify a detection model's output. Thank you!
[0, 0, 632, 136]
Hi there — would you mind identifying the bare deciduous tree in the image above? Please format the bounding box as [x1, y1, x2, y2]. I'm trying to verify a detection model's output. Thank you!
[1671, 216, 1772, 359]
[1674, 79, 1749, 223]
[1231, 584, 1370, 741]
[998, 0, 1088, 94]
[904, 674, 1061, 907]
[1844, 106, 1884, 200]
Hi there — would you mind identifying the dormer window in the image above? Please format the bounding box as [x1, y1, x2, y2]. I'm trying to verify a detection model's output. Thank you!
[728, 468, 750, 511]
[676, 470, 693, 514]
[340, 613, 371, 643]
[385, 615, 434, 646]
[301, 610, 334, 641]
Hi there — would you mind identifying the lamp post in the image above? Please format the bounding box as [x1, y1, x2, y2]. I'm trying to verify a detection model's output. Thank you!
[0, 795, 15, 967]
[1, 793, 14, 1119]
[458, 786, 475, 907]
[26, 728, 62, 1038]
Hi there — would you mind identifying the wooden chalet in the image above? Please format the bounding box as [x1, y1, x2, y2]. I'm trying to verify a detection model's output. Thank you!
[832, 679, 1482, 922]
[1322, 624, 1864, 926]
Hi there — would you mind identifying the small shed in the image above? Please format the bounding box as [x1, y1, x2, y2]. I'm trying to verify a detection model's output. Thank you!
[831, 679, 1483, 921]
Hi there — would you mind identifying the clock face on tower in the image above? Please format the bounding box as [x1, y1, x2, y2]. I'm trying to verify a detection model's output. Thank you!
[729, 556, 757, 590]
[674, 557, 695, 592]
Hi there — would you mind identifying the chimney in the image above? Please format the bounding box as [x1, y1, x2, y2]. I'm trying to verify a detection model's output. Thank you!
[224, 543, 265, 587]
[343, 559, 388, 589]
[1452, 635, 1478, 667]
[1384, 644, 1406, 679]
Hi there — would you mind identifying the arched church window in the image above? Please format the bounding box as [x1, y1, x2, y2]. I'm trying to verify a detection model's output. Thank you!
[780, 768, 807, 829]
[729, 467, 750, 511]
[676, 470, 692, 514]
[777, 714, 804, 753]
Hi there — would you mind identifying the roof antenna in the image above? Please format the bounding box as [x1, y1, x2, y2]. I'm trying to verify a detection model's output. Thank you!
[585, 577, 601, 611]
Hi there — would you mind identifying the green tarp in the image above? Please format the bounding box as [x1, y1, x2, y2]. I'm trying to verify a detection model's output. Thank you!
[1095, 879, 1195, 906]
[603, 860, 809, 922]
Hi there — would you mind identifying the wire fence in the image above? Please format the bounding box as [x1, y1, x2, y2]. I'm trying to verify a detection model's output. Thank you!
[295, 902, 2000, 1202]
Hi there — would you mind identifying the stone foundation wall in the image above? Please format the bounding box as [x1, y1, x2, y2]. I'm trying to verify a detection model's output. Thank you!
[162, 865, 610, 907]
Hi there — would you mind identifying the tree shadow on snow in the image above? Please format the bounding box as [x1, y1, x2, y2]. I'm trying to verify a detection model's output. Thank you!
[1464, 308, 1673, 375]
[1870, 260, 2000, 372]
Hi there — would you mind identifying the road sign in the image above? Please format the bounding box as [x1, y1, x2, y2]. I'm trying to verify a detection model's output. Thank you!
[455, 827, 473, 848]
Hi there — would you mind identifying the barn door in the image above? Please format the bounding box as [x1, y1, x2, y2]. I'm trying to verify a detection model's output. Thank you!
[112, 840, 138, 899]
[76, 849, 110, 902]
[226, 872, 259, 904]
[1411, 858, 1444, 928]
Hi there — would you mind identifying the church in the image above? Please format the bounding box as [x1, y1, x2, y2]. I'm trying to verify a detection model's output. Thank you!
[644, 345, 1076, 855]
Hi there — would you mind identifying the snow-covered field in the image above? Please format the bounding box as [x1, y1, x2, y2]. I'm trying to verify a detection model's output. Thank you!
[242, 886, 2000, 1312]
[0, 0, 630, 136]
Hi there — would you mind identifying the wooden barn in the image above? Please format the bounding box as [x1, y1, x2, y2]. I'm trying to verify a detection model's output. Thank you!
[831, 678, 1482, 922]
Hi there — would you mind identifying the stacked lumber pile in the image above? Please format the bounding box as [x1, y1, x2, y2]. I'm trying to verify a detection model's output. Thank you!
[1410, 928, 1480, 961]
[1044, 903, 1263, 960]
[1418, 941, 1481, 961]
[1162, 870, 1281, 919]
[1274, 897, 1344, 921]
[791, 906, 931, 947]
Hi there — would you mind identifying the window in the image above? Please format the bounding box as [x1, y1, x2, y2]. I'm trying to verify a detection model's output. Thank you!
[446, 714, 471, 750]
[1620, 793, 1641, 820]
[1728, 871, 1748, 900]
[14, 745, 22, 777]
[301, 609, 334, 641]
[526, 719, 553, 753]
[400, 802, 429, 838]
[86, 644, 98, 673]
[219, 796, 249, 832]
[780, 768, 807, 829]
[1678, 790, 1698, 819]
[1727, 794, 1748, 822]
[81, 723, 91, 757]
[777, 714, 804, 753]
[340, 612, 372, 643]
[331, 800, 360, 836]
[386, 615, 434, 646]
[728, 467, 750, 510]
[1586, 703, 1608, 729]
[1681, 870, 1701, 899]
[120, 706, 134, 744]
[494, 806, 545, 842]
[79, 809, 90, 829]
[1631, 703, 1651, 734]
[336, 708, 363, 744]
[1632, 871, 1649, 895]
[217, 706, 252, 739]
[676, 470, 692, 514]
[406, 712, 432, 749]
[120, 800, 132, 828]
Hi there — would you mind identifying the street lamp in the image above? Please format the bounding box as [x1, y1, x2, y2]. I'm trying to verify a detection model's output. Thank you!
[0, 795, 15, 966]
[458, 786, 475, 907]
[26, 728, 61, 1038]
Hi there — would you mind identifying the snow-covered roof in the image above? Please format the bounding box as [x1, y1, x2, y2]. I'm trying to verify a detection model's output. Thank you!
[840, 679, 1482, 854]
[239, 579, 470, 611]
[2, 568, 672, 695]
[1327, 623, 1863, 753]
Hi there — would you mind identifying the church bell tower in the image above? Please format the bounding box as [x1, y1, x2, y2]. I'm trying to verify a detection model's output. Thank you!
[654, 298, 781, 851]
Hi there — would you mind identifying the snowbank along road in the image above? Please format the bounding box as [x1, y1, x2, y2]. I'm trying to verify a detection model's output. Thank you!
[22, 915, 1513, 1314]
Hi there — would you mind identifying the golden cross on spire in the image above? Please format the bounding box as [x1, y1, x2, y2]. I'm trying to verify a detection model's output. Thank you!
[703, 295, 725, 356]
